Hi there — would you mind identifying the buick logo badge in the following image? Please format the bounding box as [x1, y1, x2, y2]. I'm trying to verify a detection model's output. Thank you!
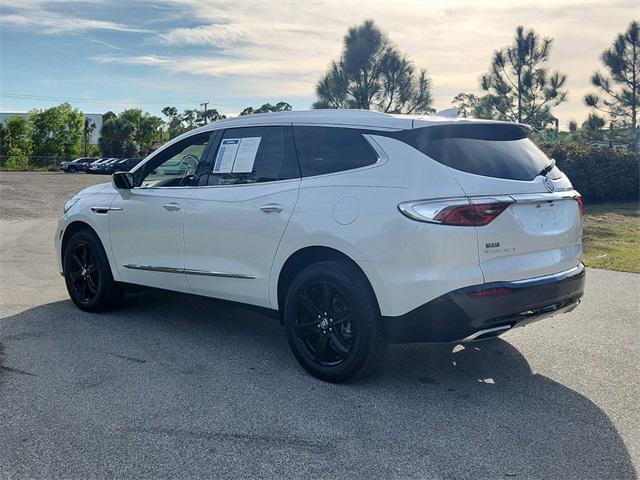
[544, 177, 555, 192]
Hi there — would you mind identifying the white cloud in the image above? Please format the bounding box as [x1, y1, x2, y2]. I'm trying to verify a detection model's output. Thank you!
[5, 0, 637, 123]
[94, 54, 172, 66]
[0, 12, 147, 34]
[157, 22, 311, 48]
[158, 24, 250, 47]
[140, 0, 636, 122]
[93, 53, 319, 97]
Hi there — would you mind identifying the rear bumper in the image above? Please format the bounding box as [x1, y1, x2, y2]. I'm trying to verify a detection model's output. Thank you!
[383, 264, 585, 343]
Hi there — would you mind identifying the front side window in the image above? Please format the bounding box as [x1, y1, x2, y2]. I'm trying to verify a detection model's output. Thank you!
[136, 132, 211, 188]
[204, 126, 299, 185]
[293, 126, 379, 177]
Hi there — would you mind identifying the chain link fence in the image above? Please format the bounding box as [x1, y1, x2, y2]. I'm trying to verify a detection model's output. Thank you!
[0, 156, 147, 171]
[0, 155, 76, 171]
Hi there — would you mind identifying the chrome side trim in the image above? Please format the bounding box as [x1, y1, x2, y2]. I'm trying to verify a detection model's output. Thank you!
[398, 190, 580, 224]
[122, 264, 255, 279]
[461, 325, 512, 342]
[183, 268, 256, 279]
[510, 264, 583, 286]
[123, 264, 183, 274]
[508, 190, 579, 203]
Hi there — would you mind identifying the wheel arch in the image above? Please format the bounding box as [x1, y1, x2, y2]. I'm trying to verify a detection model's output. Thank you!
[60, 221, 101, 268]
[275, 246, 379, 319]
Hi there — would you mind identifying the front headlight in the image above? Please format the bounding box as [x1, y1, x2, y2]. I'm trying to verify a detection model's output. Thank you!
[64, 197, 81, 213]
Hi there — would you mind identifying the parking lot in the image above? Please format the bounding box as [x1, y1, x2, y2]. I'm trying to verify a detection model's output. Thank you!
[0, 171, 638, 479]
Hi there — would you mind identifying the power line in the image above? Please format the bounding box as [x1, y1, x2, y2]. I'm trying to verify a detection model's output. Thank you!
[0, 92, 233, 107]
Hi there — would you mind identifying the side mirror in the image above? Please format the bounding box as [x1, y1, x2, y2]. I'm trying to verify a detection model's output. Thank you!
[113, 171, 134, 190]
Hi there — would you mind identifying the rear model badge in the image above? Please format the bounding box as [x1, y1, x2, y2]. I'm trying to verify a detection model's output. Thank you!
[544, 177, 555, 192]
[485, 242, 500, 248]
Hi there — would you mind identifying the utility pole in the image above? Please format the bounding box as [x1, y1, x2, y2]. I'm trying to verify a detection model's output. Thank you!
[200, 101, 209, 124]
[83, 117, 94, 157]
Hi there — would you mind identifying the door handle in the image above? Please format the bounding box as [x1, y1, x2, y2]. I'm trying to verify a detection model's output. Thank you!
[163, 202, 181, 212]
[260, 203, 283, 213]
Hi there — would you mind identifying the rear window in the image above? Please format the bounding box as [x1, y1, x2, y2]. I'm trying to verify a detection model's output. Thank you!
[410, 124, 557, 181]
[293, 126, 378, 177]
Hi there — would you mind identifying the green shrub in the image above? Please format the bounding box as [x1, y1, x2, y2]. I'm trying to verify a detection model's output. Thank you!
[540, 143, 639, 203]
[4, 148, 30, 171]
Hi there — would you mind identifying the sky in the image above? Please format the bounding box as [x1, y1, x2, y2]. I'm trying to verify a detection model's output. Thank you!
[0, 0, 637, 128]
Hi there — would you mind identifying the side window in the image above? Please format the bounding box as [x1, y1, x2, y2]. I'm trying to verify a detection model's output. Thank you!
[205, 126, 299, 185]
[137, 132, 212, 188]
[293, 126, 378, 177]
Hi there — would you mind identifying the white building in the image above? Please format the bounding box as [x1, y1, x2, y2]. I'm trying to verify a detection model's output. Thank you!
[0, 112, 103, 144]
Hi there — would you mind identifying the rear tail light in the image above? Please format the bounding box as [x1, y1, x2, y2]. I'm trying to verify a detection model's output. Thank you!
[434, 202, 511, 226]
[574, 194, 584, 216]
[398, 197, 513, 226]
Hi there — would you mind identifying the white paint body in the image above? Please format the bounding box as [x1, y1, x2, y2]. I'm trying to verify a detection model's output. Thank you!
[55, 110, 582, 318]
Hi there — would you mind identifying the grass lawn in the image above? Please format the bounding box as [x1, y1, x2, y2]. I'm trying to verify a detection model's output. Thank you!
[582, 202, 639, 273]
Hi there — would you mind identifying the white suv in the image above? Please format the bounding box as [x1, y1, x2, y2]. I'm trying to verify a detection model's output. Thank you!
[56, 110, 585, 382]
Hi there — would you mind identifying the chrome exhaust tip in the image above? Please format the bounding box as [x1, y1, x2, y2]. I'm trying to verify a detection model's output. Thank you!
[460, 325, 512, 342]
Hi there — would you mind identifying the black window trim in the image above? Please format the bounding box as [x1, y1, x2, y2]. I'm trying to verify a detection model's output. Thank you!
[129, 123, 396, 188]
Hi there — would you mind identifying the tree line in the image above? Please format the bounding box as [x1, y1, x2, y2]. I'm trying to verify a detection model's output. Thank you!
[0, 103, 89, 167]
[1, 18, 637, 162]
[0, 101, 293, 162]
[315, 19, 637, 150]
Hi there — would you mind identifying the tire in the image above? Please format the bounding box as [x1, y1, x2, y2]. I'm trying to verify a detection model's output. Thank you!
[63, 230, 122, 312]
[283, 261, 387, 383]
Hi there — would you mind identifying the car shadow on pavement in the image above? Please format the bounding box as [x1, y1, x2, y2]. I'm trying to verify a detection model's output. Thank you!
[0, 293, 636, 479]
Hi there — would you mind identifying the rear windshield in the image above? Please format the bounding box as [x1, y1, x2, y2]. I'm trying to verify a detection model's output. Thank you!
[408, 124, 557, 181]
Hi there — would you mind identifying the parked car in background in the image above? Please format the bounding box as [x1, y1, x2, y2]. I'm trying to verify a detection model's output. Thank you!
[88, 158, 118, 174]
[81, 158, 107, 173]
[60, 157, 96, 173]
[120, 158, 143, 171]
[590, 141, 629, 151]
[56, 110, 585, 382]
[102, 158, 142, 175]
[98, 158, 122, 175]
[96, 158, 121, 174]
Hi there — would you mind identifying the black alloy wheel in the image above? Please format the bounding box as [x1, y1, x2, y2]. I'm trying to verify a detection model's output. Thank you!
[68, 241, 100, 305]
[63, 230, 122, 312]
[284, 261, 386, 383]
[294, 281, 355, 366]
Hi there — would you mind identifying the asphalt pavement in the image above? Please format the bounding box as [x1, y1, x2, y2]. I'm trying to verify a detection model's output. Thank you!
[0, 172, 638, 479]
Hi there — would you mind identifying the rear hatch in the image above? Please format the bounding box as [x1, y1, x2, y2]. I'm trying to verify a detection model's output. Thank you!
[414, 122, 583, 282]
